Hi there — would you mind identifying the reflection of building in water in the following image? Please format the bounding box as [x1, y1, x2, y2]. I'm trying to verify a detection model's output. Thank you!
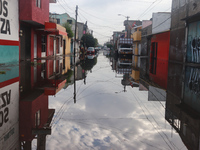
[121, 74, 139, 88]
[139, 78, 166, 101]
[184, 67, 200, 112]
[165, 1, 200, 149]
[20, 60, 67, 97]
[20, 89, 55, 150]
[116, 57, 132, 75]
[19, 60, 59, 149]
[165, 92, 200, 150]
[0, 76, 20, 150]
[131, 56, 140, 83]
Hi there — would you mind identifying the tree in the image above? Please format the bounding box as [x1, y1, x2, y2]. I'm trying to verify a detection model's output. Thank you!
[94, 38, 98, 47]
[63, 22, 74, 38]
[81, 34, 96, 48]
[106, 44, 113, 49]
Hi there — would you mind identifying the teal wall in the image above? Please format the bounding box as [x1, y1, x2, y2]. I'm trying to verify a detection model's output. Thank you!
[54, 13, 75, 25]
[0, 46, 19, 63]
[0, 65, 19, 82]
[0, 45, 19, 82]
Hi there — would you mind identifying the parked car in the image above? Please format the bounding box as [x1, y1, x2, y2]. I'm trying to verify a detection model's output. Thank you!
[87, 47, 95, 54]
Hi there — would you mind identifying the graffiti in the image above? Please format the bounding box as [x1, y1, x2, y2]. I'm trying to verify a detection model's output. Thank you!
[191, 37, 200, 63]
[188, 68, 200, 94]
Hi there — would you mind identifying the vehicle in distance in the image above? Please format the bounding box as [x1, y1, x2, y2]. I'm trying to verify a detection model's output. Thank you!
[87, 47, 95, 54]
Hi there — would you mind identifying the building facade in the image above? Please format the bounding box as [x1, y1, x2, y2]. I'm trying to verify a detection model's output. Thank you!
[0, 0, 20, 149]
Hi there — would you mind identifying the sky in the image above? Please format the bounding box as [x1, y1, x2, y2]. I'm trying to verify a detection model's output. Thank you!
[50, 0, 172, 45]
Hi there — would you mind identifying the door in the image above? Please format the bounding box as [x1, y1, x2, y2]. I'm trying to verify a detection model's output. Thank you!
[49, 37, 54, 56]
[34, 34, 37, 58]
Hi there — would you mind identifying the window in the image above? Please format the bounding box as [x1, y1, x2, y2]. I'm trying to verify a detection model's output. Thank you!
[35, 110, 41, 127]
[67, 20, 72, 24]
[56, 37, 59, 54]
[150, 42, 157, 74]
[56, 19, 60, 24]
[41, 35, 46, 52]
[41, 63, 46, 79]
[36, 0, 41, 8]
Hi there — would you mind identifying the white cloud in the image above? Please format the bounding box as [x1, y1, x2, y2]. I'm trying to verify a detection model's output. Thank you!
[50, 0, 172, 44]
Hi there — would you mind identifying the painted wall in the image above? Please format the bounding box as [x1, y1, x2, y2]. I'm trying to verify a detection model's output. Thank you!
[0, 82, 19, 150]
[19, 94, 48, 141]
[52, 13, 75, 26]
[0, 0, 19, 64]
[0, 1, 19, 148]
[148, 86, 166, 101]
[19, 0, 49, 25]
[184, 66, 200, 113]
[187, 21, 200, 64]
[149, 31, 170, 89]
[152, 12, 171, 34]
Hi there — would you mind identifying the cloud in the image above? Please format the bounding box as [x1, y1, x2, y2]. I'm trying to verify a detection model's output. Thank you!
[50, 0, 172, 44]
[45, 54, 186, 150]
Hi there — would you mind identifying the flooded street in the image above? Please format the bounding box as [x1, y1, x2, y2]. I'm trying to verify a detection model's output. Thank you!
[2, 0, 200, 150]
[40, 51, 187, 150]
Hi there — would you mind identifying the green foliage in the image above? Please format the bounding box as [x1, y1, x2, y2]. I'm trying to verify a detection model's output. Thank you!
[65, 69, 73, 83]
[106, 44, 113, 49]
[31, 61, 42, 66]
[94, 38, 98, 47]
[63, 22, 74, 38]
[80, 57, 97, 71]
[81, 34, 96, 48]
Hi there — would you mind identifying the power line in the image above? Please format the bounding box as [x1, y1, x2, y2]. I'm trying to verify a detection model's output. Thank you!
[57, 0, 74, 15]
[78, 11, 119, 30]
[60, 0, 74, 12]
[152, 16, 171, 29]
[137, 0, 161, 19]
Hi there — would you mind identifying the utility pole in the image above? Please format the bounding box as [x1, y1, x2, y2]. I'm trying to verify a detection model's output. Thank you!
[126, 16, 130, 38]
[74, 5, 78, 103]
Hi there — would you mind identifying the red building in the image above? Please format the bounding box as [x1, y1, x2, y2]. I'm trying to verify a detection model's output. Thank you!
[149, 12, 171, 90]
[19, 89, 55, 149]
[149, 31, 170, 89]
[19, 0, 70, 96]
[18, 0, 69, 148]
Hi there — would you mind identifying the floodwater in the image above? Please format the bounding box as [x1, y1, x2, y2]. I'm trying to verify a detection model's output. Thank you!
[42, 50, 187, 150]
[2, 49, 199, 150]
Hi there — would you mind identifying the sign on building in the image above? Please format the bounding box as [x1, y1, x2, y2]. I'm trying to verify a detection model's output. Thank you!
[0, 0, 19, 41]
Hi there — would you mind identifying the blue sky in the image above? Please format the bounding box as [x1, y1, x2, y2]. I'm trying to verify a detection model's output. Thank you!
[50, 0, 172, 45]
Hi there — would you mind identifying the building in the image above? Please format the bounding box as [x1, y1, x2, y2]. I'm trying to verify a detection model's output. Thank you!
[0, 0, 20, 149]
[50, 13, 74, 25]
[165, 1, 200, 149]
[19, 0, 71, 97]
[168, 0, 200, 114]
[124, 20, 142, 38]
[149, 12, 171, 90]
[20, 89, 55, 150]
[131, 25, 142, 83]
[77, 22, 84, 41]
[140, 20, 152, 80]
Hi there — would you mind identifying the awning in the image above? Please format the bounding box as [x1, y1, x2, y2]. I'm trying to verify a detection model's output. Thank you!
[44, 22, 68, 36]
[44, 79, 66, 95]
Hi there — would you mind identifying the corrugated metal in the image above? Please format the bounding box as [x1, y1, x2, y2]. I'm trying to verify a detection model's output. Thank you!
[118, 38, 133, 44]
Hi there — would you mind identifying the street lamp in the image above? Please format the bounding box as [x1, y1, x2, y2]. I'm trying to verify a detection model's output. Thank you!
[118, 14, 130, 38]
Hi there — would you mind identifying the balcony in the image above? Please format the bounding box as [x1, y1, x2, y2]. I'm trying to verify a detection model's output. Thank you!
[132, 30, 141, 41]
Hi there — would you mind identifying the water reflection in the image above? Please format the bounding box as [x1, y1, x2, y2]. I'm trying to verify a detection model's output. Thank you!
[1, 49, 200, 149]
[46, 51, 187, 150]
[0, 62, 19, 149]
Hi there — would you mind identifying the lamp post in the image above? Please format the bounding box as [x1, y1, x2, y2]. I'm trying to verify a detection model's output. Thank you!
[118, 14, 130, 38]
